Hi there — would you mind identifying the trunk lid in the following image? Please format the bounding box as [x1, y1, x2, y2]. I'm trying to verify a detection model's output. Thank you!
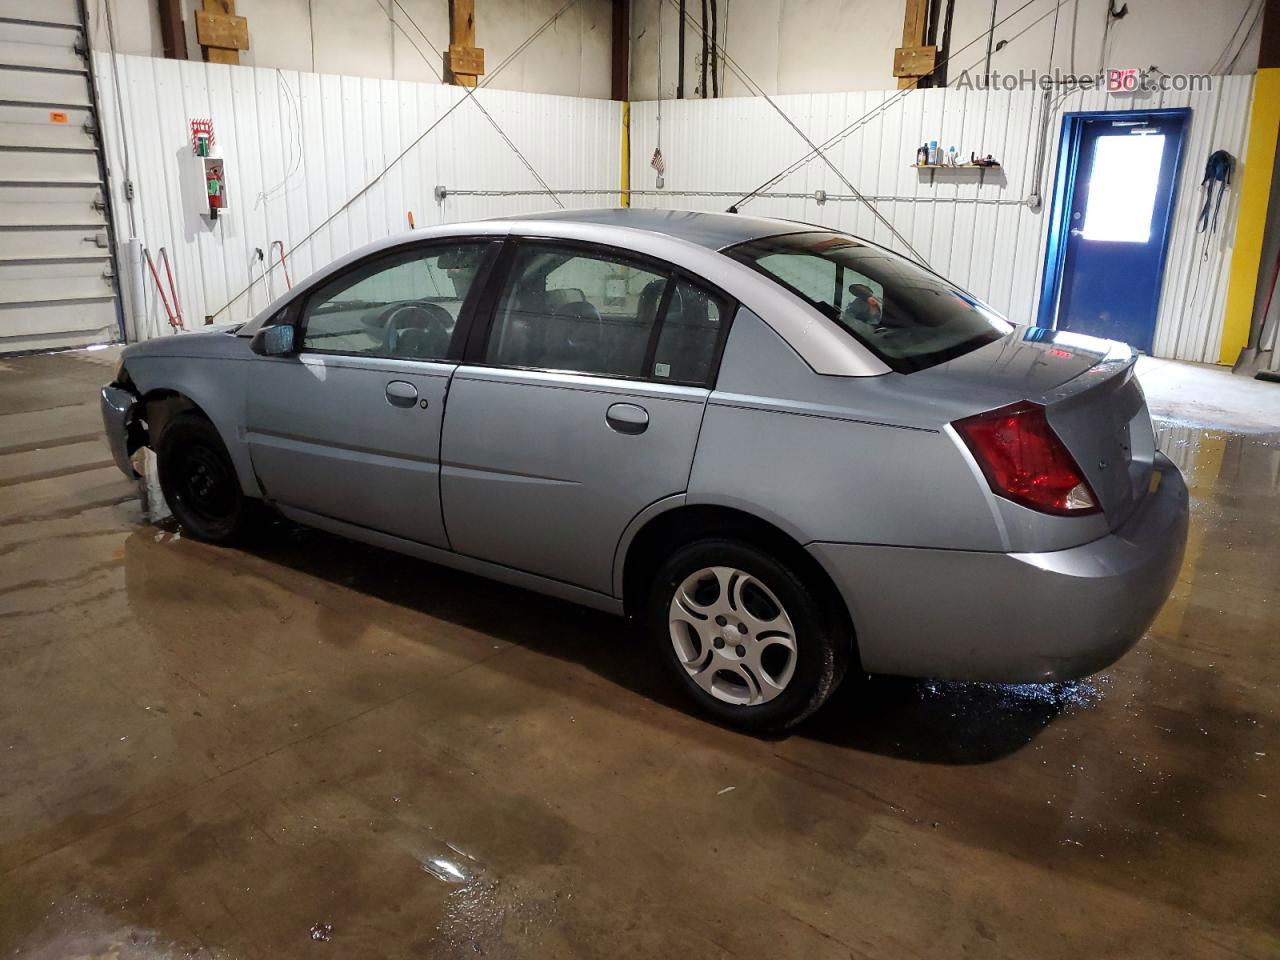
[921, 326, 1154, 528]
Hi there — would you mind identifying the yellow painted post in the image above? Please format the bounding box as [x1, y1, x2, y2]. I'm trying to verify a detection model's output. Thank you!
[620, 101, 631, 208]
[1219, 68, 1280, 364]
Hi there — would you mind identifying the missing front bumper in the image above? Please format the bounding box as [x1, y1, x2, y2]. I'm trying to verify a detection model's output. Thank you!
[100, 385, 140, 477]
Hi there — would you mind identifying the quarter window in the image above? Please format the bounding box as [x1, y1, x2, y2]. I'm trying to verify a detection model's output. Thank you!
[301, 242, 488, 359]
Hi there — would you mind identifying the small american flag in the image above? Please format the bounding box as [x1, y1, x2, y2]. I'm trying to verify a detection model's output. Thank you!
[650, 147, 665, 176]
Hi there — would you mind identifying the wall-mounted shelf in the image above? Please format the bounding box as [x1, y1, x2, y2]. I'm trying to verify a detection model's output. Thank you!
[912, 163, 1001, 185]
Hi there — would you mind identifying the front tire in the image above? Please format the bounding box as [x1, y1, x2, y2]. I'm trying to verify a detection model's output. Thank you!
[649, 539, 848, 732]
[155, 413, 254, 544]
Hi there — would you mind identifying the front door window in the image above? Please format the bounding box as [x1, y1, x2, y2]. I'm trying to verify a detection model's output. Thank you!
[301, 243, 489, 359]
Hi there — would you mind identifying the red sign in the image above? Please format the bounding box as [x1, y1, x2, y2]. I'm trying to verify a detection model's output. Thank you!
[190, 118, 216, 155]
[1106, 68, 1139, 93]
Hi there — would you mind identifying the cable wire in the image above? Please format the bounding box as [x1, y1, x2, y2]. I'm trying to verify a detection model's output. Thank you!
[257, 69, 303, 207]
[207, 0, 579, 322]
[388, 0, 563, 208]
[97, 0, 137, 236]
[1214, 0, 1263, 74]
[663, 0, 929, 265]
[730, 0, 1073, 212]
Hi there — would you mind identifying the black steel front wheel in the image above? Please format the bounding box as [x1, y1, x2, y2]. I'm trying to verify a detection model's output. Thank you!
[155, 413, 254, 543]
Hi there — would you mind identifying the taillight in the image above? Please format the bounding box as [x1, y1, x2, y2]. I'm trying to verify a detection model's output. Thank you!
[954, 401, 1099, 516]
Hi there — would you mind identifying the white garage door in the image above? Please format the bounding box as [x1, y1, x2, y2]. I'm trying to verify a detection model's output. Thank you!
[0, 0, 119, 354]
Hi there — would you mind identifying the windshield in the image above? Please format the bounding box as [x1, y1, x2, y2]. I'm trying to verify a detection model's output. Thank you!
[726, 232, 1013, 372]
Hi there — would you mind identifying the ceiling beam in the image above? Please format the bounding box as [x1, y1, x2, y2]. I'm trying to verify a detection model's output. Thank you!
[612, 0, 630, 100]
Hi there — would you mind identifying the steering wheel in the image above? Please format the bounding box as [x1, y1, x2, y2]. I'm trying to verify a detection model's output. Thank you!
[379, 302, 453, 359]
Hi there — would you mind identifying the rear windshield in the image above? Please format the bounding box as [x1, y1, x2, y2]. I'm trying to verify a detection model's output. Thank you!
[725, 232, 1012, 372]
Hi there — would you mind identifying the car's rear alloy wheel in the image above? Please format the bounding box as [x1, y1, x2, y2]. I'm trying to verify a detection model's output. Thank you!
[668, 566, 798, 706]
[156, 413, 254, 544]
[650, 539, 847, 732]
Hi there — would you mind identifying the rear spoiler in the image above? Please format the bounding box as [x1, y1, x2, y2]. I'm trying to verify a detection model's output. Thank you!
[1036, 340, 1137, 409]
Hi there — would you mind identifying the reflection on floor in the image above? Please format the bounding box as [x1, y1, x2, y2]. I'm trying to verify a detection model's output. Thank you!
[0, 347, 1276, 959]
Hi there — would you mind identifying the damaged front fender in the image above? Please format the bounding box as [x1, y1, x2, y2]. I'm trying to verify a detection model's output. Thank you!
[100, 384, 144, 478]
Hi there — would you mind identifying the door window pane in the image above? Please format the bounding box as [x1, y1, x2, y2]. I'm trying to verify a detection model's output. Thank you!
[486, 244, 669, 377]
[301, 243, 487, 358]
[652, 280, 727, 383]
[1082, 134, 1165, 242]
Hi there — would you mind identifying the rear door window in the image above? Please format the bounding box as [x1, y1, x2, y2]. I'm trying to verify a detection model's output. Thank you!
[652, 279, 727, 384]
[485, 244, 669, 378]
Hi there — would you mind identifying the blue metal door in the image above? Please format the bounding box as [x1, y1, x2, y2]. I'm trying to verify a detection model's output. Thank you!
[1052, 111, 1187, 353]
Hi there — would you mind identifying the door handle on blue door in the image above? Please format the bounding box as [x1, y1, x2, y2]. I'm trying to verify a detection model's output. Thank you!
[386, 380, 419, 408]
[605, 402, 648, 434]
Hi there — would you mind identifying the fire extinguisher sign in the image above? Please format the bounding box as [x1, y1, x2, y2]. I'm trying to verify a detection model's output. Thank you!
[190, 118, 216, 156]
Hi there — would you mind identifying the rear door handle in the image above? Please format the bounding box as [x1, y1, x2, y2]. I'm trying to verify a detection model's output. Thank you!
[605, 402, 648, 434]
[385, 380, 419, 408]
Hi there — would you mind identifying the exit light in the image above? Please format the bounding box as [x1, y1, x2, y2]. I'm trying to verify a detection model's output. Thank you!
[1107, 68, 1139, 92]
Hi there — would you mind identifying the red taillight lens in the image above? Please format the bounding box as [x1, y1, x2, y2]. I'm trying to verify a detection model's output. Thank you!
[954, 401, 1099, 516]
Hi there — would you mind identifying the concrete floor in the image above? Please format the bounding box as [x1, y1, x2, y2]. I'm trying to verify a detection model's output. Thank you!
[1, 346, 1277, 959]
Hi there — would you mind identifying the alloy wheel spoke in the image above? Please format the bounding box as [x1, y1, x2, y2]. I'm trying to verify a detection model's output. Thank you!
[688, 657, 720, 693]
[727, 663, 764, 705]
[734, 575, 787, 634]
[668, 564, 798, 707]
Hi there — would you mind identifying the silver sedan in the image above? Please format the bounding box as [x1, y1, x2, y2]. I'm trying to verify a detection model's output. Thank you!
[101, 209, 1188, 731]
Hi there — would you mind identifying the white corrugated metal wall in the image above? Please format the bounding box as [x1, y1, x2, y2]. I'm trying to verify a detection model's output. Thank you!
[628, 76, 1256, 363]
[92, 53, 621, 339]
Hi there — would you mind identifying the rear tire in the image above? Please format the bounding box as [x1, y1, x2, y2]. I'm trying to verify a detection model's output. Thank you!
[649, 538, 848, 733]
[155, 413, 255, 544]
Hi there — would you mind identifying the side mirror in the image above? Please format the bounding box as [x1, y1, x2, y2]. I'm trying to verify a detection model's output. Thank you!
[250, 323, 297, 356]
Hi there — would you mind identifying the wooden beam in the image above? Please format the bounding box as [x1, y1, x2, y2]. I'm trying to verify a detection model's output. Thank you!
[446, 0, 484, 88]
[611, 0, 629, 100]
[893, 45, 937, 79]
[894, 0, 931, 89]
[901, 0, 927, 46]
[196, 10, 249, 51]
[156, 0, 187, 60]
[199, 0, 245, 65]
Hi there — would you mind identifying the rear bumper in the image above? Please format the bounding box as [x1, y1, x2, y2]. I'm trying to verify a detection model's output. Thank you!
[809, 452, 1189, 683]
[100, 385, 138, 477]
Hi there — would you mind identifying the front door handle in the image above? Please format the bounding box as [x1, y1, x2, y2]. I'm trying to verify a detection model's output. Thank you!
[605, 402, 648, 434]
[385, 380, 419, 408]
